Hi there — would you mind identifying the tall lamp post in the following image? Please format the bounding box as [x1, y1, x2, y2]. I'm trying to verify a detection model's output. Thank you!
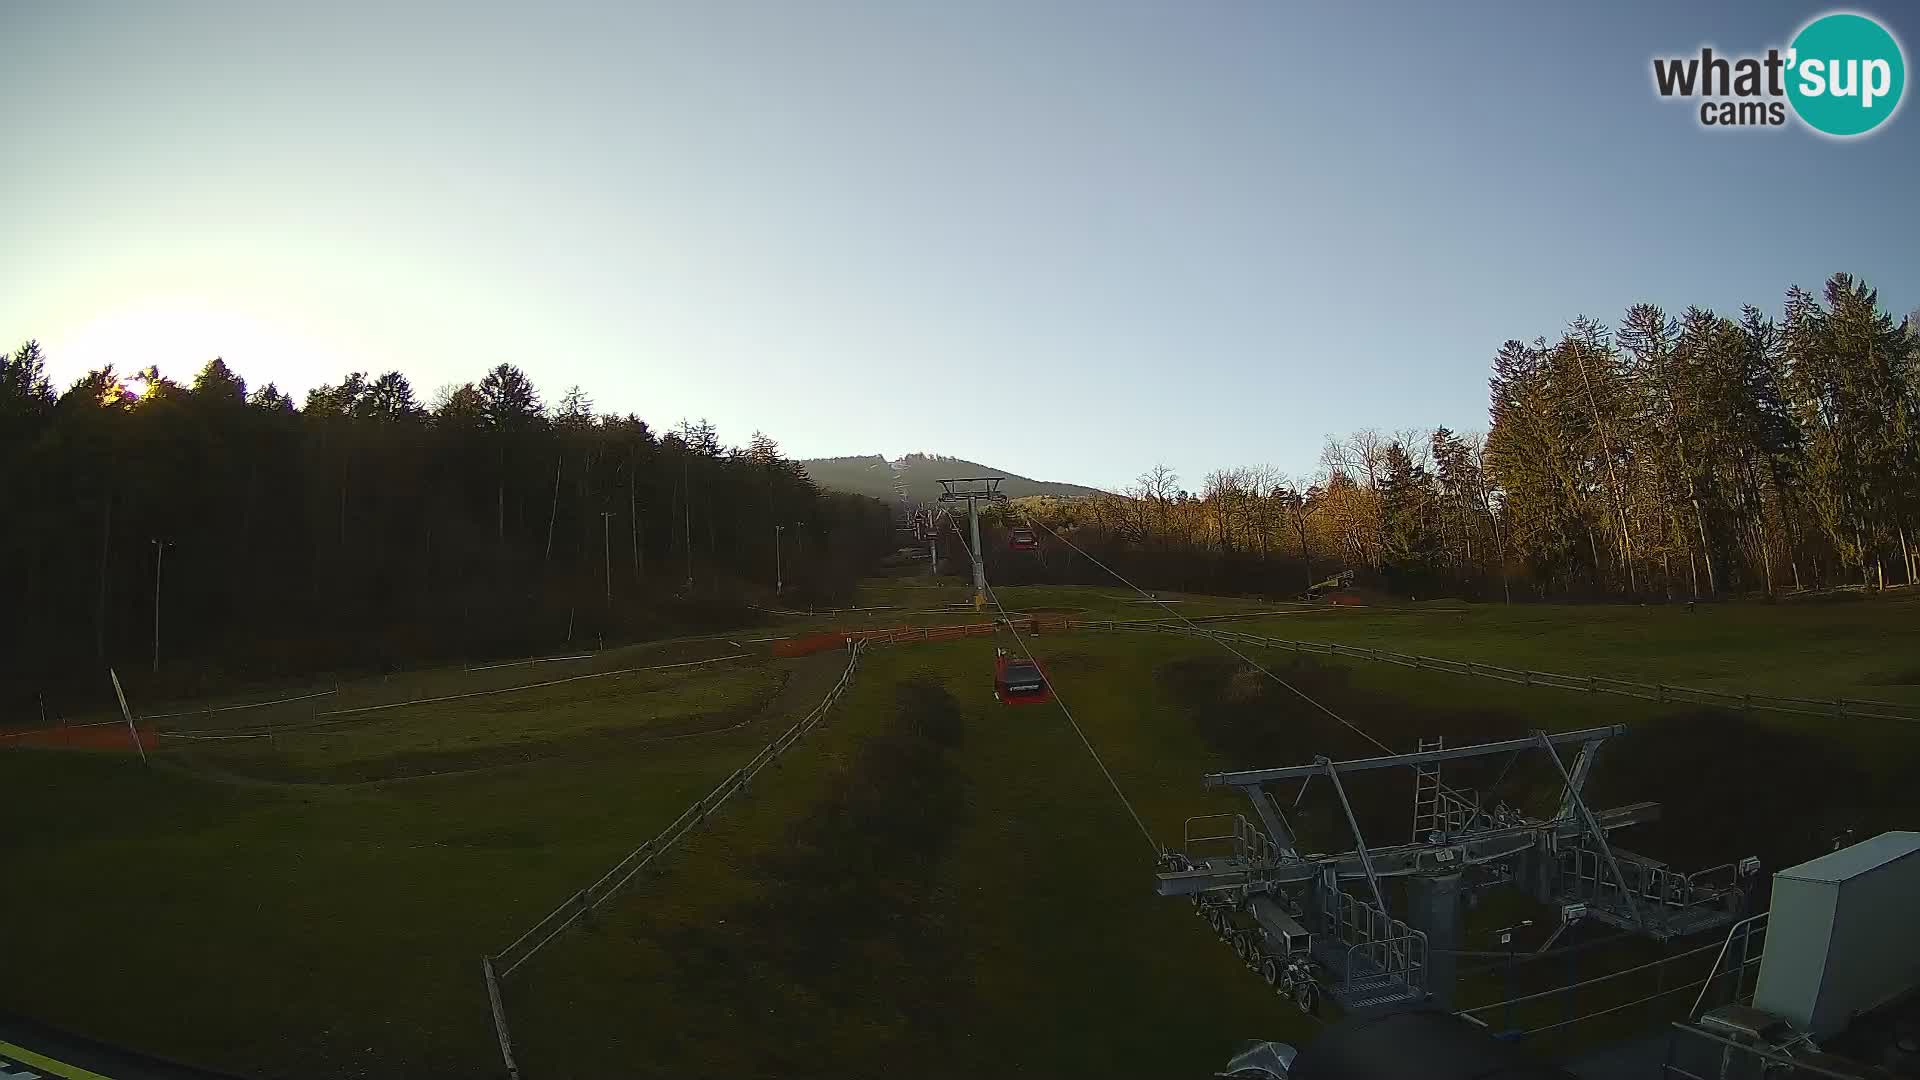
[774, 524, 785, 597]
[151, 538, 172, 674]
[600, 510, 616, 606]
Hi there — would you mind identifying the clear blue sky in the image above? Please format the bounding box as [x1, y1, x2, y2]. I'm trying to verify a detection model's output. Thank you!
[3, 1, 1915, 491]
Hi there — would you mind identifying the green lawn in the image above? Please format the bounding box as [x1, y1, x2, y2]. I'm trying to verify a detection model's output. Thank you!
[1225, 595, 1920, 706]
[4, 584, 1918, 1078]
[507, 638, 1297, 1079]
[500, 589, 1920, 1076]
[176, 661, 778, 783]
[0, 653, 838, 1079]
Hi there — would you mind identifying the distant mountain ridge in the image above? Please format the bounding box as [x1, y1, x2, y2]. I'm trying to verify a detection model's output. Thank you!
[799, 453, 1106, 507]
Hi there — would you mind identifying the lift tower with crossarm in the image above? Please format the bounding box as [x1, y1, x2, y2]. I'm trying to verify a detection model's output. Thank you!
[1158, 725, 1761, 1015]
[937, 477, 1007, 610]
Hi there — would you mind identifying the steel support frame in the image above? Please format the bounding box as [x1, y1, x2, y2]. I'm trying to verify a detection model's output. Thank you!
[1320, 755, 1389, 914]
[1204, 725, 1628, 788]
[936, 477, 1007, 604]
[1536, 730, 1643, 928]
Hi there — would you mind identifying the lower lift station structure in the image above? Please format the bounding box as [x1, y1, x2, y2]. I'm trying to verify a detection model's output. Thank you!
[1157, 724, 1761, 1015]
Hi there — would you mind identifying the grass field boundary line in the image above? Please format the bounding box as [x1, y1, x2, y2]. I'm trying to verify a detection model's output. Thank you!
[138, 687, 339, 721]
[1841, 694, 1919, 709]
[465, 653, 594, 673]
[125, 627, 776, 727]
[2, 718, 124, 733]
[1117, 608, 1321, 625]
[167, 694, 781, 746]
[159, 653, 748, 734]
[311, 654, 749, 719]
[162, 654, 751, 739]
[1073, 621, 1920, 725]
[488, 641, 866, 980]
[750, 604, 898, 616]
[314, 653, 747, 718]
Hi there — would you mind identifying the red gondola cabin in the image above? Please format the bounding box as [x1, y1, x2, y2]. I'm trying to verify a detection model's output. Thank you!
[993, 648, 1051, 705]
[1008, 526, 1039, 551]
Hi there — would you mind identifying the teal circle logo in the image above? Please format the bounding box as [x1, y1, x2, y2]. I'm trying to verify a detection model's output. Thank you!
[1787, 12, 1906, 136]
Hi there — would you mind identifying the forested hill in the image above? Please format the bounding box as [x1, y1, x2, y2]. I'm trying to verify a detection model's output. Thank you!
[800, 453, 1106, 507]
[1003, 273, 1920, 605]
[0, 355, 897, 712]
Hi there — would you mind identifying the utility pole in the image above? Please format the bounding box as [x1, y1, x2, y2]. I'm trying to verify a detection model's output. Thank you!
[774, 524, 785, 597]
[544, 456, 561, 562]
[150, 538, 171, 674]
[601, 510, 615, 606]
[682, 459, 694, 593]
[95, 493, 112, 662]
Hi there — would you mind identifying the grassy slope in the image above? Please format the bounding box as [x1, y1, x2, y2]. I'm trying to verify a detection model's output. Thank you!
[503, 589, 1920, 1076]
[509, 639, 1294, 1079]
[5, 584, 1919, 1078]
[185, 663, 779, 783]
[1227, 596, 1920, 705]
[0, 655, 836, 1080]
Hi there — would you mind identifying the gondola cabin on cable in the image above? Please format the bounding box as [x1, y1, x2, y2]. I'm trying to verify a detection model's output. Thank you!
[1008, 525, 1039, 551]
[993, 648, 1051, 705]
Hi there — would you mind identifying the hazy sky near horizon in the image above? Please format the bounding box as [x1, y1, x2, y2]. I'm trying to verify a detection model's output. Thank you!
[4, 1, 1916, 491]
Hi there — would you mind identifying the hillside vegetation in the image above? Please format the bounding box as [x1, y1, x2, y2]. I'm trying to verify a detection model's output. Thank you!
[799, 452, 1106, 506]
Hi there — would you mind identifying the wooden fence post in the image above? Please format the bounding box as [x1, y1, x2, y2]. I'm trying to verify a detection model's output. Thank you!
[483, 956, 521, 1080]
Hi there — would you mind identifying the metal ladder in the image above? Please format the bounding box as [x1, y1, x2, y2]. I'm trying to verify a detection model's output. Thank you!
[1411, 737, 1443, 841]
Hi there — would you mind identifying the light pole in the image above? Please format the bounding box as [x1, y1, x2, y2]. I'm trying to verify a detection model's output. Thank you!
[150, 538, 171, 674]
[774, 524, 785, 597]
[600, 511, 615, 606]
[1496, 919, 1533, 1033]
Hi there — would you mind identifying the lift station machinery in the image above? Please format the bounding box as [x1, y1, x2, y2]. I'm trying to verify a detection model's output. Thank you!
[1157, 726, 1761, 1015]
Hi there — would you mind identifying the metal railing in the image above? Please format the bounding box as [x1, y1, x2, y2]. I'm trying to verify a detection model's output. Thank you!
[480, 640, 868, 1076]
[487, 639, 866, 979]
[1342, 934, 1428, 1001]
[1182, 813, 1273, 867]
[1327, 889, 1427, 997]
[1661, 1021, 1870, 1080]
[1463, 937, 1728, 1019]
[1075, 621, 1920, 724]
[1690, 913, 1770, 1020]
[1560, 846, 1736, 912]
[1457, 916, 1769, 1042]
